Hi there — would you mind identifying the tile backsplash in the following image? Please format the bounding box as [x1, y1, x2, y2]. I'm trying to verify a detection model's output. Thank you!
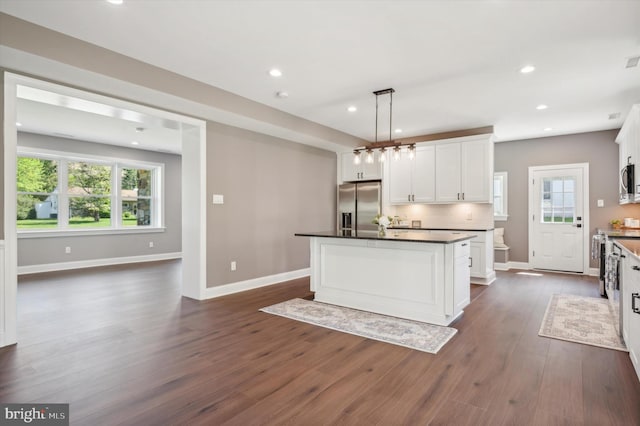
[389, 203, 494, 229]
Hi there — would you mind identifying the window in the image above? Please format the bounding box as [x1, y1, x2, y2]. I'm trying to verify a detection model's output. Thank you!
[17, 150, 163, 233]
[494, 172, 508, 221]
[541, 176, 575, 223]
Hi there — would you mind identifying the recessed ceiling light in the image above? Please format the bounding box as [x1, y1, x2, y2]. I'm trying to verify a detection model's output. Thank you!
[135, 127, 145, 132]
[347, 106, 357, 113]
[544, 127, 553, 131]
[15, 122, 22, 127]
[106, 0, 124, 4]
[536, 104, 548, 110]
[394, 128, 403, 134]
[609, 112, 621, 120]
[131, 141, 139, 145]
[269, 68, 282, 77]
[520, 65, 536, 74]
[626, 56, 640, 68]
[276, 91, 289, 98]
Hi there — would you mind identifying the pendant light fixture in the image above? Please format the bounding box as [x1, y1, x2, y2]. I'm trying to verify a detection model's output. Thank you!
[353, 88, 415, 164]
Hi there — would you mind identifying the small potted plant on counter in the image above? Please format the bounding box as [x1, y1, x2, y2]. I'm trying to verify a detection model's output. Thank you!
[611, 219, 622, 229]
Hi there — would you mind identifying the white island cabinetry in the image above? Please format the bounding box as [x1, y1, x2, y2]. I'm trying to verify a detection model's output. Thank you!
[298, 231, 473, 326]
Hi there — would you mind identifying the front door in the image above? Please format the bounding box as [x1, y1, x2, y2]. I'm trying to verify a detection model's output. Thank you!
[529, 164, 587, 273]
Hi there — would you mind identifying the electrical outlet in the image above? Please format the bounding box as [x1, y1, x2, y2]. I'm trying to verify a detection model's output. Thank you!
[65, 246, 71, 254]
[149, 241, 154, 248]
[597, 199, 604, 207]
[231, 261, 237, 271]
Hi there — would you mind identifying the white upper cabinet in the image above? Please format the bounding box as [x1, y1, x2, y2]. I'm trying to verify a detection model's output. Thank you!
[434, 135, 493, 203]
[341, 152, 382, 182]
[434, 143, 462, 202]
[388, 146, 435, 204]
[617, 104, 640, 204]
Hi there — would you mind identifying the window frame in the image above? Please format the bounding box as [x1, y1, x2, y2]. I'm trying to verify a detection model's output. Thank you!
[494, 171, 508, 221]
[17, 147, 165, 237]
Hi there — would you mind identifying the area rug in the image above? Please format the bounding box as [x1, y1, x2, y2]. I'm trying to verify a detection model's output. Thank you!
[260, 298, 457, 354]
[538, 294, 627, 351]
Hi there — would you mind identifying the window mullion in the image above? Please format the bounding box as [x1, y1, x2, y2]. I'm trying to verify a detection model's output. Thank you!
[113, 163, 120, 229]
[58, 159, 69, 228]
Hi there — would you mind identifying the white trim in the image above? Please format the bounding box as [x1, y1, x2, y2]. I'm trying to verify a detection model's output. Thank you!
[493, 171, 508, 220]
[494, 262, 509, 271]
[204, 268, 311, 299]
[2, 78, 18, 348]
[471, 271, 496, 286]
[527, 163, 590, 274]
[18, 227, 167, 238]
[494, 215, 509, 222]
[17, 252, 182, 275]
[587, 267, 599, 277]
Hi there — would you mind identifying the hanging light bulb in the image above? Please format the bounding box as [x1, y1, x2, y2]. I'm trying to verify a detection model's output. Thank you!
[378, 147, 386, 163]
[353, 150, 361, 165]
[408, 144, 416, 160]
[366, 149, 374, 164]
[393, 146, 401, 161]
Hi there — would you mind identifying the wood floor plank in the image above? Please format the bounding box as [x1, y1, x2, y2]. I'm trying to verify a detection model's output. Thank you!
[2, 261, 638, 425]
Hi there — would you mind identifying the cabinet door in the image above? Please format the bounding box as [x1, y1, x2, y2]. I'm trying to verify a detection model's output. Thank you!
[388, 155, 412, 204]
[454, 244, 471, 315]
[341, 152, 360, 182]
[461, 139, 491, 202]
[361, 157, 383, 180]
[412, 146, 436, 203]
[469, 242, 482, 277]
[435, 143, 461, 202]
[625, 257, 640, 380]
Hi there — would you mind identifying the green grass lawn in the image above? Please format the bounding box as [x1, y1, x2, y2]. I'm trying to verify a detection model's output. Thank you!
[17, 217, 138, 229]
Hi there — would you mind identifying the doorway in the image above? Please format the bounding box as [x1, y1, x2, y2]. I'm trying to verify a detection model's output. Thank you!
[528, 163, 589, 273]
[2, 72, 207, 348]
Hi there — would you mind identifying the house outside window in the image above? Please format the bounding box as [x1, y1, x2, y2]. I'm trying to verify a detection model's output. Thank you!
[17, 149, 163, 234]
[494, 172, 508, 221]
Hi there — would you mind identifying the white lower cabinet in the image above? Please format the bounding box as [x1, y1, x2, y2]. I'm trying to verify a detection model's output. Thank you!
[454, 241, 471, 316]
[413, 229, 496, 285]
[621, 250, 640, 382]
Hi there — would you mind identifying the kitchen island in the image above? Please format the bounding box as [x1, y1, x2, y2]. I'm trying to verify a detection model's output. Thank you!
[295, 230, 475, 326]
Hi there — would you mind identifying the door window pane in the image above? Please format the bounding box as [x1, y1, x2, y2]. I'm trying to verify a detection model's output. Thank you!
[541, 176, 575, 223]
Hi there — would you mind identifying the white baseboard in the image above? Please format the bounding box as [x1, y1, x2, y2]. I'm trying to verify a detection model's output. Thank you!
[470, 271, 497, 286]
[205, 268, 310, 299]
[17, 252, 182, 275]
[587, 267, 599, 277]
[493, 261, 531, 272]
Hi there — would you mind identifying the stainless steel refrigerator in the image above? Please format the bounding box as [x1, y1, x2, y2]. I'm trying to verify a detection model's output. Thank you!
[338, 181, 381, 233]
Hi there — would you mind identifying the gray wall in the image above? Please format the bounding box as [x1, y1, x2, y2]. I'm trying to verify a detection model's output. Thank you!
[494, 130, 638, 266]
[17, 132, 182, 266]
[206, 122, 336, 287]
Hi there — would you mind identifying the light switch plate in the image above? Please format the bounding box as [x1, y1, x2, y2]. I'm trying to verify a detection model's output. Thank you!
[597, 199, 604, 207]
[213, 194, 224, 204]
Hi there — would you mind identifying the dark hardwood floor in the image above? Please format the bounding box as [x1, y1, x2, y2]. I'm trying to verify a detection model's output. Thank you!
[2, 261, 639, 425]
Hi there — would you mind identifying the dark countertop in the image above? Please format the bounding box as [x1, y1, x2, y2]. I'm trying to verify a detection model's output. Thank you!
[295, 230, 476, 244]
[388, 226, 494, 232]
[597, 228, 640, 239]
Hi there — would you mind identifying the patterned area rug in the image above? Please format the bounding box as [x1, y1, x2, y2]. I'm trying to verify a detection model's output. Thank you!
[260, 298, 457, 354]
[539, 294, 627, 351]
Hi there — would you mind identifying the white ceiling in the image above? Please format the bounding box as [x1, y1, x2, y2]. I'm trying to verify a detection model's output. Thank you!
[2, 0, 640, 148]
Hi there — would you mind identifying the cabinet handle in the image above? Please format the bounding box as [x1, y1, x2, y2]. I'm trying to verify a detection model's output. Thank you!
[412, 194, 415, 202]
[461, 243, 467, 246]
[633, 293, 640, 314]
[408, 194, 411, 202]
[469, 257, 473, 268]
[462, 193, 465, 200]
[457, 193, 460, 200]
[632, 266, 640, 271]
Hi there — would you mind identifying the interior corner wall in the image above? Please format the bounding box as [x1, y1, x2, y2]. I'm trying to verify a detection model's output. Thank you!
[494, 129, 636, 267]
[16, 132, 182, 267]
[206, 122, 336, 288]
